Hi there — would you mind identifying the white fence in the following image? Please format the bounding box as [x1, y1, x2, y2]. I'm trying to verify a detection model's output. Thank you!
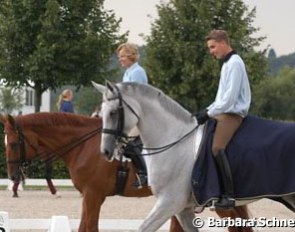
[0, 179, 227, 232]
[0, 178, 74, 188]
[0, 179, 171, 231]
[0, 211, 171, 231]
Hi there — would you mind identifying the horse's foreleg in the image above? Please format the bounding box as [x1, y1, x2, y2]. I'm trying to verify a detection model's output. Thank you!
[176, 207, 198, 231]
[46, 178, 57, 195]
[169, 216, 184, 232]
[279, 195, 295, 212]
[138, 196, 195, 232]
[78, 203, 87, 232]
[216, 206, 254, 232]
[81, 191, 105, 232]
[12, 181, 20, 197]
[137, 200, 178, 232]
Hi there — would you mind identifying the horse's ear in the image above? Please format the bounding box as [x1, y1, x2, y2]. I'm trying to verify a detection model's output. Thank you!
[0, 114, 7, 124]
[7, 114, 16, 129]
[91, 81, 106, 94]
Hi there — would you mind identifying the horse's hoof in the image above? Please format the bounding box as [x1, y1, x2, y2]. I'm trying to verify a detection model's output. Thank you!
[52, 193, 61, 198]
[194, 206, 204, 214]
[13, 194, 19, 198]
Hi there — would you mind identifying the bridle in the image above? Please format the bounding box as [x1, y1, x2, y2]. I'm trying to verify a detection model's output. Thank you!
[6, 125, 36, 181]
[6, 122, 102, 181]
[102, 84, 139, 143]
[102, 84, 199, 155]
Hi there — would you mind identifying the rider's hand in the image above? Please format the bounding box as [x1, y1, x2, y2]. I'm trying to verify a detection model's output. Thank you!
[194, 110, 209, 125]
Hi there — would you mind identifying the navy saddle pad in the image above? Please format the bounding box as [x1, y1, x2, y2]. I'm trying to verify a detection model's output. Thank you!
[191, 115, 295, 206]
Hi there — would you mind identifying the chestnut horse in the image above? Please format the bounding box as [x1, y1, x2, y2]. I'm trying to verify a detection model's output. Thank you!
[0, 113, 251, 232]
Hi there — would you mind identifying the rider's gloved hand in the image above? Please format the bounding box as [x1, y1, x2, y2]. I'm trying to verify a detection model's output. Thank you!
[194, 109, 209, 125]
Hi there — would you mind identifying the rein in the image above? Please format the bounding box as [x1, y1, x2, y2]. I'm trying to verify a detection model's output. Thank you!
[11, 124, 102, 170]
[39, 127, 102, 163]
[140, 124, 199, 156]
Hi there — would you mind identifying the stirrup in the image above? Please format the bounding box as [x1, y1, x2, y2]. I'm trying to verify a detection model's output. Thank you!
[132, 174, 148, 189]
[214, 196, 235, 210]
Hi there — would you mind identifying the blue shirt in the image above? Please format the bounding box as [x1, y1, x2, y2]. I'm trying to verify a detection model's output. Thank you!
[122, 62, 148, 84]
[207, 54, 251, 118]
[60, 100, 74, 113]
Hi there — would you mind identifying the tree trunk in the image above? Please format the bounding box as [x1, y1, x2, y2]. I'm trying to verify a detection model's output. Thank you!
[34, 83, 44, 113]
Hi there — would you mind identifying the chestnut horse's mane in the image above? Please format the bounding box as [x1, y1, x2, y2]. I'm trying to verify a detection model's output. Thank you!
[14, 112, 101, 128]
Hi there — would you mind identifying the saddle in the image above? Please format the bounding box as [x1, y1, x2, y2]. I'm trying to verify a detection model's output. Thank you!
[192, 115, 295, 206]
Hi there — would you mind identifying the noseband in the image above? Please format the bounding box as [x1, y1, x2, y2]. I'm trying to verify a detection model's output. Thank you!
[102, 85, 139, 143]
[7, 125, 33, 181]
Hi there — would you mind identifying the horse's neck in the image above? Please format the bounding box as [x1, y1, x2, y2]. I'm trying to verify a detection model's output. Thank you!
[137, 99, 196, 147]
[36, 126, 88, 163]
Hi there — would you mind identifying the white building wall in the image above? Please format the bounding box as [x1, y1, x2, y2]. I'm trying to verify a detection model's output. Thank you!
[9, 88, 51, 115]
[20, 89, 51, 115]
[0, 81, 51, 115]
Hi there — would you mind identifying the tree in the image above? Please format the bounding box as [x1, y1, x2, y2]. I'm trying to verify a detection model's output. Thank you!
[0, 87, 23, 114]
[268, 52, 295, 76]
[145, 0, 268, 112]
[268, 48, 277, 60]
[251, 67, 295, 120]
[0, 0, 126, 112]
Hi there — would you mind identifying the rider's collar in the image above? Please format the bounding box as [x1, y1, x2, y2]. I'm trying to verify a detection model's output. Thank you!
[222, 50, 237, 63]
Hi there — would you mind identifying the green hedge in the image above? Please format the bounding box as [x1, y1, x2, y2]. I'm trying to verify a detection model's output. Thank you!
[0, 124, 69, 179]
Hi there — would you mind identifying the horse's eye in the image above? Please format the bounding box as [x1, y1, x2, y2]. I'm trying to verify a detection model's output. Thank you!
[110, 110, 117, 117]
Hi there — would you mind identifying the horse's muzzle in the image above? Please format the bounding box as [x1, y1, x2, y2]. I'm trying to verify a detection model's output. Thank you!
[102, 149, 114, 162]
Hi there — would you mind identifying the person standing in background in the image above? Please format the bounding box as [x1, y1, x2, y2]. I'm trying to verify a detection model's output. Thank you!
[57, 89, 74, 113]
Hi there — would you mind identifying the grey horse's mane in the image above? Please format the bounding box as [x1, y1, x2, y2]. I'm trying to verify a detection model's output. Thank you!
[119, 82, 193, 123]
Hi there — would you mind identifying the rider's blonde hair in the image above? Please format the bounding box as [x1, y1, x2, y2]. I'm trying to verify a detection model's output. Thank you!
[56, 89, 73, 111]
[116, 42, 140, 62]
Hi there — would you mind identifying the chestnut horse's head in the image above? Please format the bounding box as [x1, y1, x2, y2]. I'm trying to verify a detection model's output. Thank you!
[0, 114, 38, 181]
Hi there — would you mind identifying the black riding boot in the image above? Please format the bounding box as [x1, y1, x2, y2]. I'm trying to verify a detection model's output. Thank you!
[124, 137, 148, 189]
[130, 153, 148, 188]
[214, 149, 235, 209]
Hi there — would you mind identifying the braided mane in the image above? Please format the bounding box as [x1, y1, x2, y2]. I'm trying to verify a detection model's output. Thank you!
[14, 112, 101, 128]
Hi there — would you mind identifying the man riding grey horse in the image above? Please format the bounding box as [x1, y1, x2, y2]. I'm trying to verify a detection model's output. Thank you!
[195, 29, 251, 209]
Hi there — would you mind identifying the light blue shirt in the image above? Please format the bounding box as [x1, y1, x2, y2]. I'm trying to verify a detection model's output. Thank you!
[207, 54, 251, 118]
[122, 62, 148, 84]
